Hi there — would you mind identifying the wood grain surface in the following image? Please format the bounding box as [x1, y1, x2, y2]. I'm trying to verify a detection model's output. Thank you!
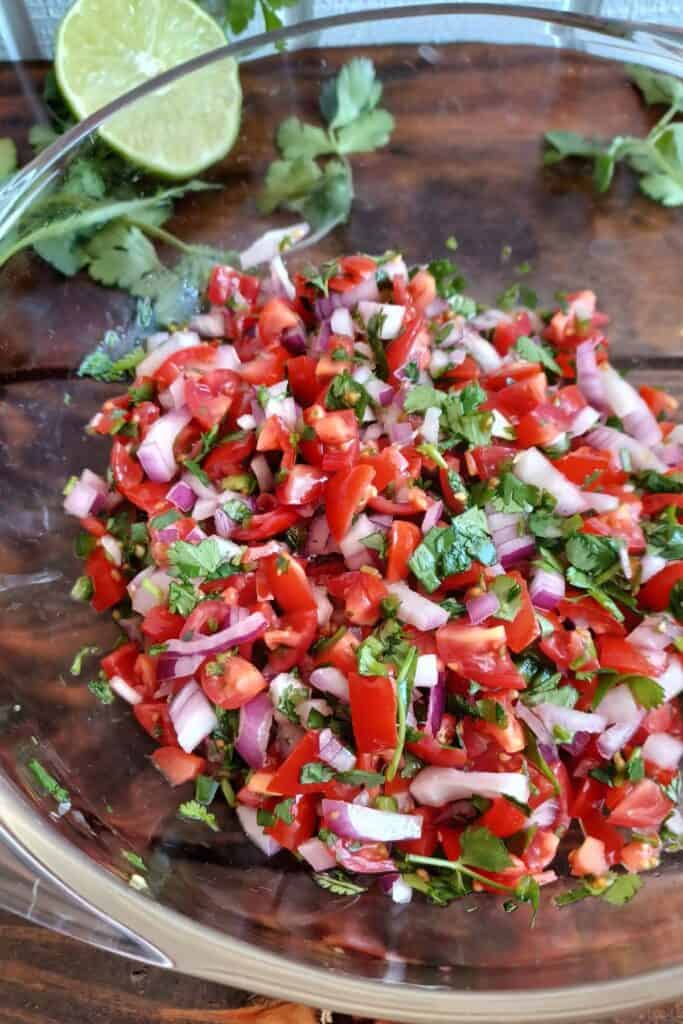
[2, 44, 683, 1024]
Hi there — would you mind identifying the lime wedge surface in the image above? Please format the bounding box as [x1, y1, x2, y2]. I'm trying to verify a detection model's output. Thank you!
[55, 0, 241, 179]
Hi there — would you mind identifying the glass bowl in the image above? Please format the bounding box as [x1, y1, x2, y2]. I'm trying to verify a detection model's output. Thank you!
[2, 5, 683, 1021]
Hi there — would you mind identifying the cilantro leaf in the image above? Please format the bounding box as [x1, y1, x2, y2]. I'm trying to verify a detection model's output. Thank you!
[27, 759, 70, 806]
[70, 644, 100, 676]
[514, 335, 561, 375]
[636, 470, 683, 494]
[312, 870, 367, 896]
[544, 130, 605, 166]
[489, 576, 522, 622]
[300, 762, 335, 784]
[320, 57, 382, 130]
[85, 222, 162, 291]
[403, 386, 444, 414]
[276, 117, 335, 160]
[336, 108, 395, 154]
[178, 800, 219, 831]
[168, 538, 241, 582]
[88, 674, 115, 704]
[168, 580, 200, 617]
[490, 471, 543, 515]
[409, 509, 496, 593]
[627, 65, 683, 109]
[78, 337, 145, 382]
[259, 157, 322, 214]
[325, 370, 371, 421]
[670, 579, 683, 622]
[360, 531, 387, 559]
[602, 873, 643, 905]
[565, 534, 620, 575]
[624, 674, 665, 710]
[644, 508, 683, 559]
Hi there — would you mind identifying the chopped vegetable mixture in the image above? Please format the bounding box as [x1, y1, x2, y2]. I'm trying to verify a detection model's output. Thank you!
[63, 242, 683, 911]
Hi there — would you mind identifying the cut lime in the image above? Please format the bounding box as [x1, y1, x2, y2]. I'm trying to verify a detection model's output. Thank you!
[55, 0, 241, 179]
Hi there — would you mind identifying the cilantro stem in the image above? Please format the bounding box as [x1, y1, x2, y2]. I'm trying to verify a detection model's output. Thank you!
[405, 853, 515, 893]
[124, 217, 201, 257]
[386, 646, 418, 782]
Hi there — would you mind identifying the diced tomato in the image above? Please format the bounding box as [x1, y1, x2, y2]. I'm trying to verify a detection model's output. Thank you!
[133, 702, 177, 746]
[208, 265, 260, 306]
[436, 622, 526, 689]
[265, 609, 318, 675]
[639, 562, 683, 612]
[492, 312, 533, 356]
[85, 547, 127, 612]
[287, 355, 320, 407]
[231, 507, 301, 542]
[558, 594, 625, 635]
[492, 572, 539, 653]
[328, 571, 388, 626]
[554, 447, 626, 490]
[199, 655, 267, 709]
[583, 503, 645, 554]
[101, 642, 139, 684]
[360, 446, 408, 493]
[568, 836, 609, 878]
[266, 732, 348, 797]
[489, 372, 547, 420]
[184, 369, 240, 430]
[141, 606, 185, 643]
[597, 636, 658, 677]
[405, 731, 467, 768]
[639, 384, 678, 419]
[262, 552, 317, 612]
[326, 464, 375, 542]
[348, 673, 397, 754]
[396, 807, 438, 856]
[539, 614, 599, 674]
[470, 444, 516, 480]
[151, 747, 206, 786]
[386, 521, 421, 583]
[313, 409, 358, 446]
[312, 628, 358, 675]
[203, 433, 256, 482]
[515, 402, 570, 449]
[238, 348, 289, 387]
[619, 839, 661, 873]
[258, 298, 301, 346]
[608, 779, 673, 830]
[524, 830, 560, 873]
[642, 494, 683, 516]
[479, 796, 528, 838]
[264, 793, 317, 851]
[407, 270, 437, 313]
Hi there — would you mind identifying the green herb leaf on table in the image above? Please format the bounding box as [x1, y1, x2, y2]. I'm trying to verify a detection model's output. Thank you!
[0, 137, 17, 180]
[178, 800, 219, 831]
[27, 759, 70, 806]
[312, 870, 367, 896]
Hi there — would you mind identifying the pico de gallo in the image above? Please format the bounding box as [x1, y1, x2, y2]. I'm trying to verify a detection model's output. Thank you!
[63, 244, 683, 910]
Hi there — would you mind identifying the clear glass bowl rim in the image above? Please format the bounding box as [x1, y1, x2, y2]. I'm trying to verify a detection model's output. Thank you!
[2, 5, 683, 1020]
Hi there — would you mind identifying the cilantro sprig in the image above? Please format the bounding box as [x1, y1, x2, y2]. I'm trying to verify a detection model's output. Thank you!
[260, 58, 394, 230]
[544, 65, 683, 206]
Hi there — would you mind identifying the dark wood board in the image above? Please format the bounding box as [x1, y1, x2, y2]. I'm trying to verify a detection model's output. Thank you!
[1, 45, 683, 1024]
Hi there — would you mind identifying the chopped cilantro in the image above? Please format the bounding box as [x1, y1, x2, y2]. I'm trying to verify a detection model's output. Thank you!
[28, 759, 70, 806]
[69, 644, 100, 676]
[88, 673, 115, 704]
[312, 870, 367, 896]
[409, 508, 496, 593]
[178, 800, 219, 831]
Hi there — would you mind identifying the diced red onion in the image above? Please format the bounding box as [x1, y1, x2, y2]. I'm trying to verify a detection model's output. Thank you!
[515, 703, 558, 758]
[160, 374, 186, 412]
[312, 585, 333, 628]
[535, 703, 606, 736]
[100, 534, 123, 566]
[410, 767, 530, 806]
[419, 407, 441, 447]
[472, 309, 510, 331]
[319, 729, 356, 772]
[240, 222, 308, 269]
[426, 676, 446, 735]
[166, 480, 195, 512]
[237, 414, 257, 431]
[514, 448, 588, 515]
[297, 698, 332, 728]
[281, 324, 307, 355]
[498, 534, 536, 568]
[466, 591, 500, 625]
[236, 692, 273, 769]
[165, 612, 267, 657]
[575, 340, 608, 411]
[246, 455, 272, 496]
[309, 667, 349, 703]
[601, 364, 662, 446]
[339, 513, 377, 561]
[386, 875, 413, 905]
[595, 683, 641, 724]
[186, 525, 207, 544]
[585, 492, 620, 513]
[169, 681, 218, 753]
[322, 800, 423, 842]
[189, 310, 226, 338]
[305, 515, 331, 557]
[156, 652, 204, 682]
[629, 615, 683, 652]
[358, 301, 406, 339]
[415, 653, 439, 689]
[145, 331, 170, 352]
[597, 718, 643, 760]
[339, 275, 380, 309]
[389, 420, 414, 445]
[382, 254, 408, 281]
[529, 567, 565, 611]
[425, 298, 450, 318]
[127, 566, 172, 615]
[658, 657, 683, 701]
[387, 581, 449, 631]
[569, 404, 601, 438]
[236, 805, 282, 857]
[528, 798, 559, 830]
[110, 674, 142, 705]
[137, 408, 192, 483]
[331, 307, 354, 337]
[135, 331, 200, 380]
[460, 327, 502, 372]
[421, 500, 443, 535]
[654, 441, 683, 466]
[192, 496, 218, 522]
[641, 553, 667, 583]
[63, 476, 101, 518]
[586, 426, 665, 472]
[618, 543, 633, 581]
[298, 838, 336, 871]
[642, 732, 683, 770]
[214, 506, 234, 538]
[182, 470, 217, 501]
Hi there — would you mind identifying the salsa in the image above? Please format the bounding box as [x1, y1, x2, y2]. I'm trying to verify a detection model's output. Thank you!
[63, 248, 683, 909]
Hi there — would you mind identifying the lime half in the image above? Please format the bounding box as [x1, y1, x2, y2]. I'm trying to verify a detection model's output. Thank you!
[55, 0, 241, 179]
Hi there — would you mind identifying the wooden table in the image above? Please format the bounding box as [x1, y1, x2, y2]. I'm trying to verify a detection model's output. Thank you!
[3, 36, 683, 1024]
[0, 907, 680, 1024]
